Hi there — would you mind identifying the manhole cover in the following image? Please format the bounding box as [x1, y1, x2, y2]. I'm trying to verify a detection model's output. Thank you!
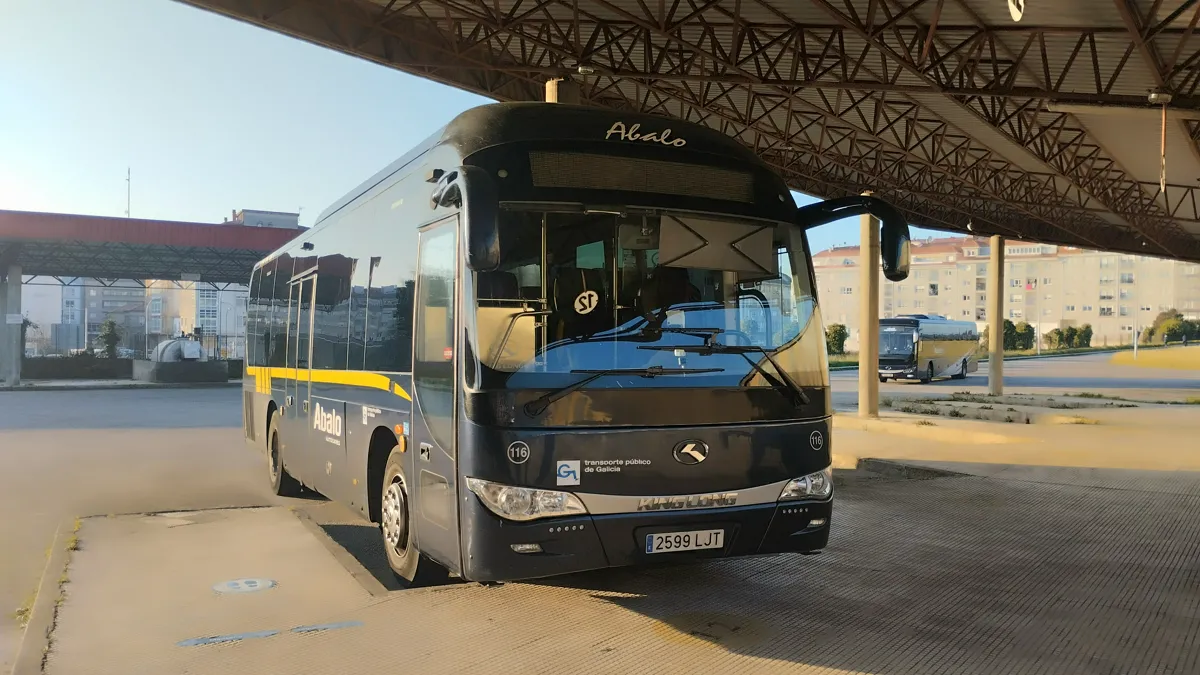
[213, 578, 276, 594]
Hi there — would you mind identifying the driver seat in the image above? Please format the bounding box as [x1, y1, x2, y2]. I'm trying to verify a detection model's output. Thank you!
[639, 266, 700, 318]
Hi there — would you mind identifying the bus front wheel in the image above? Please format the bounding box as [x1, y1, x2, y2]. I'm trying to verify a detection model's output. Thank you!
[920, 364, 933, 384]
[380, 447, 449, 588]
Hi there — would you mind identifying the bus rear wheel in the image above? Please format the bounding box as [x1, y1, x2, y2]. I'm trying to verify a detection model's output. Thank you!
[267, 413, 302, 498]
[381, 447, 449, 588]
[951, 361, 968, 380]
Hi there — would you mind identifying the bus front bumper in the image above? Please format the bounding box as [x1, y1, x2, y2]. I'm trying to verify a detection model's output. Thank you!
[459, 497, 831, 583]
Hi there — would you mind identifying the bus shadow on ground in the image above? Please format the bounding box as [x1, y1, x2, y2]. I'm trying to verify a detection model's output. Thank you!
[518, 473, 1200, 674]
[316, 519, 468, 592]
[318, 522, 409, 592]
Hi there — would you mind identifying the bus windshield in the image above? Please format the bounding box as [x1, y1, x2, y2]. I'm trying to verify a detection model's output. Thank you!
[468, 207, 820, 392]
[880, 330, 916, 357]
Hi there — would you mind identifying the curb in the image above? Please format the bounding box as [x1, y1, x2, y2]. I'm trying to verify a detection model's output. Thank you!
[856, 458, 968, 480]
[11, 520, 74, 675]
[0, 381, 243, 392]
[290, 508, 391, 598]
[832, 413, 1022, 444]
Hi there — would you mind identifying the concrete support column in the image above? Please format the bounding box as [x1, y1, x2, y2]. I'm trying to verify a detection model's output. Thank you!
[987, 236, 1004, 396]
[0, 274, 7, 384]
[1, 265, 21, 386]
[545, 78, 581, 104]
[858, 194, 880, 418]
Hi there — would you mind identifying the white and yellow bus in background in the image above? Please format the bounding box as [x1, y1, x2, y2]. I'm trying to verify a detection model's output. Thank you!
[877, 315, 979, 384]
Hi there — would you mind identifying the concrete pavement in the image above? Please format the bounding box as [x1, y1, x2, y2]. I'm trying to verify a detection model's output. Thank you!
[4, 354, 1200, 674]
[34, 461, 1200, 675]
[0, 388, 294, 673]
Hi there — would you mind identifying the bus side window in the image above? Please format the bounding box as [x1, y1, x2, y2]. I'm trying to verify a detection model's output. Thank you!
[348, 284, 367, 371]
[247, 267, 262, 367]
[365, 267, 415, 373]
[266, 256, 293, 368]
[312, 258, 354, 370]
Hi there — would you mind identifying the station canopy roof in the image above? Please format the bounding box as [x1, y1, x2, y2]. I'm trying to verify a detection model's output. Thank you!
[0, 210, 301, 284]
[185, 0, 1200, 262]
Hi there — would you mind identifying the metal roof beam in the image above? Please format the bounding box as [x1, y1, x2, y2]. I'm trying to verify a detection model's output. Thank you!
[804, 0, 1188, 257]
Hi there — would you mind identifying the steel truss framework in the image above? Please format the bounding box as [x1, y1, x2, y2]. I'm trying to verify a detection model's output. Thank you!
[183, 0, 1200, 261]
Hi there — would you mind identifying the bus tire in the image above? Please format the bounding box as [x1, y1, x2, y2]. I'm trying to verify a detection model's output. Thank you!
[267, 413, 302, 498]
[878, 374, 887, 383]
[951, 361, 967, 380]
[380, 446, 449, 588]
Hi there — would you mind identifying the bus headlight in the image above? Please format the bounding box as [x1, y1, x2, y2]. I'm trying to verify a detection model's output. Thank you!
[465, 478, 588, 522]
[778, 467, 834, 501]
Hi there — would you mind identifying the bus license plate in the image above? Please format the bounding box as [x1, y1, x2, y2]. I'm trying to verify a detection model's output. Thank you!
[645, 529, 724, 554]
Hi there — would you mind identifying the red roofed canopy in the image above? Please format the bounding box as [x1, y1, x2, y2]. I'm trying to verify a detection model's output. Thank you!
[0, 210, 302, 284]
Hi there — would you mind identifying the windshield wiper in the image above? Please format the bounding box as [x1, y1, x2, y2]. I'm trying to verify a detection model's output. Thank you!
[638, 341, 811, 406]
[523, 365, 725, 417]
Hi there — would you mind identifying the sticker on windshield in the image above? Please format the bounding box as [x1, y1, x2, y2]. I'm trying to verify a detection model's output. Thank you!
[556, 460, 581, 486]
[574, 290, 599, 315]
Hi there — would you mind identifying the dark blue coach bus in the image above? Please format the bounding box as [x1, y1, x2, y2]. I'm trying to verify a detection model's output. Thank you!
[243, 102, 911, 586]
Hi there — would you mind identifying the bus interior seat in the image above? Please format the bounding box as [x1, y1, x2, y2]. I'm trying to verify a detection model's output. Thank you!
[552, 268, 611, 340]
[476, 270, 520, 303]
[639, 266, 700, 318]
[474, 270, 536, 370]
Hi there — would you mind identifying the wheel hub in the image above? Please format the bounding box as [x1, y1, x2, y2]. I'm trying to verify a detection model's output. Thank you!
[382, 479, 409, 554]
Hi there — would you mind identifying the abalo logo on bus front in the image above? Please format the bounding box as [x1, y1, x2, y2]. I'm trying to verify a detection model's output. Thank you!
[313, 402, 343, 437]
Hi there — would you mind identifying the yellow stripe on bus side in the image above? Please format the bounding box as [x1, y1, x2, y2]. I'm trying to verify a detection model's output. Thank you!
[246, 367, 411, 401]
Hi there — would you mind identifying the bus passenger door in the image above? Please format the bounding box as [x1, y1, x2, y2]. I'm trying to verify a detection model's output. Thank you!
[410, 218, 461, 571]
[284, 275, 316, 483]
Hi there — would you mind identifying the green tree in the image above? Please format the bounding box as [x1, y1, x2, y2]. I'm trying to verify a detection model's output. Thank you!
[1158, 317, 1186, 343]
[1183, 320, 1198, 341]
[97, 318, 122, 359]
[1014, 322, 1035, 351]
[1144, 308, 1183, 344]
[980, 325, 989, 351]
[1062, 325, 1078, 350]
[825, 323, 849, 355]
[1076, 324, 1093, 348]
[1043, 328, 1064, 350]
[1002, 319, 1018, 350]
[20, 318, 34, 356]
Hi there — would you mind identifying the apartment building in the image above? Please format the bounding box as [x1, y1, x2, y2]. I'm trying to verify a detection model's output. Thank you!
[814, 236, 1200, 351]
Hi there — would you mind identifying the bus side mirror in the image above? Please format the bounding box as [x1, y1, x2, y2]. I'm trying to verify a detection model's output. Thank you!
[880, 218, 911, 283]
[794, 195, 911, 282]
[433, 166, 503, 271]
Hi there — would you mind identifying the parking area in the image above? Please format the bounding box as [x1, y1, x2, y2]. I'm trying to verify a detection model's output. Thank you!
[4, 374, 1200, 675]
[30, 463, 1200, 675]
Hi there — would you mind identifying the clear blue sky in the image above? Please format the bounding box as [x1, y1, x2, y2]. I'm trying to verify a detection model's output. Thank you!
[0, 0, 953, 253]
